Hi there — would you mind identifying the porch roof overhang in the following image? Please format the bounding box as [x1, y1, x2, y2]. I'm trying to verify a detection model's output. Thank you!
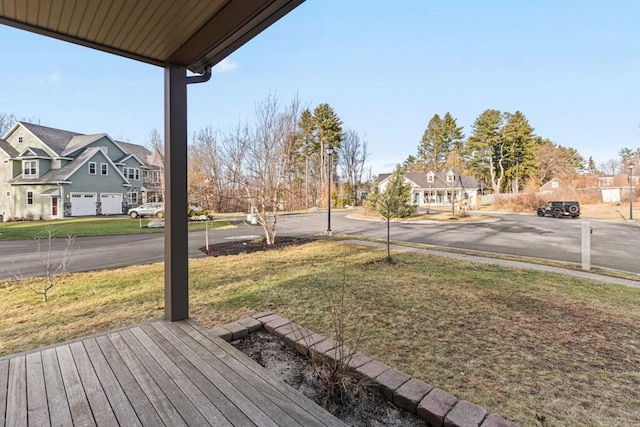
[0, 0, 304, 73]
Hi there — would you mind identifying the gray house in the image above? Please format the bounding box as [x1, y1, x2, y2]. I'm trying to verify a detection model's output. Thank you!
[0, 122, 162, 220]
[378, 171, 479, 209]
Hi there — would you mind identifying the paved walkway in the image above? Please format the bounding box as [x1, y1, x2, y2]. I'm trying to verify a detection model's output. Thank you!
[340, 239, 640, 289]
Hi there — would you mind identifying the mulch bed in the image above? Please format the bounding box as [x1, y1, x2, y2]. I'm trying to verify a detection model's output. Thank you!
[201, 236, 314, 257]
[233, 331, 425, 427]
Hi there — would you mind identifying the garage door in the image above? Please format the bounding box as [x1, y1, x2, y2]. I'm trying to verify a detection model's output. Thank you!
[70, 193, 97, 216]
[100, 193, 122, 215]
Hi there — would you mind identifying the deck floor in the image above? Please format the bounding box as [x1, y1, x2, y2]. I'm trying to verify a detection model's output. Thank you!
[0, 319, 345, 426]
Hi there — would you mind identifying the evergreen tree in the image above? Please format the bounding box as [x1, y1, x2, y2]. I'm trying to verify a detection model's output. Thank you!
[416, 112, 464, 172]
[417, 114, 443, 171]
[588, 156, 597, 174]
[465, 109, 506, 193]
[441, 112, 465, 159]
[312, 103, 343, 204]
[313, 103, 343, 152]
[403, 154, 417, 170]
[501, 111, 535, 193]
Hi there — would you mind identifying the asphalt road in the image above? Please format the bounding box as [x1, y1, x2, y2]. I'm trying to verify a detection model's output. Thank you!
[1, 211, 639, 280]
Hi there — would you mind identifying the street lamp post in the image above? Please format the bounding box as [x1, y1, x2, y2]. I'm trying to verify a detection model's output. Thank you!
[326, 146, 335, 235]
[629, 162, 635, 220]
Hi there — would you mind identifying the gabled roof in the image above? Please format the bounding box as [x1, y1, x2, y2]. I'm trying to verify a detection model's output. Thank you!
[10, 147, 130, 186]
[116, 141, 159, 167]
[6, 122, 157, 167]
[0, 139, 19, 157]
[62, 134, 108, 156]
[379, 171, 479, 190]
[18, 122, 81, 155]
[18, 147, 51, 158]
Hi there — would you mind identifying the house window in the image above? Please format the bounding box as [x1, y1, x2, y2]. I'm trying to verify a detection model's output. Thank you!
[100, 146, 108, 154]
[127, 190, 138, 205]
[26, 190, 33, 205]
[88, 162, 96, 175]
[18, 137, 23, 143]
[427, 172, 435, 183]
[101, 163, 108, 175]
[23, 160, 37, 176]
[123, 167, 140, 180]
[5, 191, 9, 197]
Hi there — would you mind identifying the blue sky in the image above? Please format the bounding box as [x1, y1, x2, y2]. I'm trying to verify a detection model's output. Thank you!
[1, 0, 638, 175]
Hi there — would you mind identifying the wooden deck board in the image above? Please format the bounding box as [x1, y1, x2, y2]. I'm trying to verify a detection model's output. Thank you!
[25, 352, 50, 427]
[41, 348, 73, 426]
[68, 341, 118, 426]
[1, 319, 346, 426]
[93, 335, 162, 426]
[140, 323, 255, 426]
[56, 345, 96, 427]
[149, 322, 276, 427]
[6, 356, 27, 427]
[160, 321, 303, 427]
[81, 338, 142, 427]
[0, 359, 9, 426]
[182, 319, 345, 427]
[169, 321, 327, 426]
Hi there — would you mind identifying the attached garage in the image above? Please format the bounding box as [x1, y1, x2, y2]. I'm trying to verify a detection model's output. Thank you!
[70, 192, 97, 216]
[100, 193, 123, 215]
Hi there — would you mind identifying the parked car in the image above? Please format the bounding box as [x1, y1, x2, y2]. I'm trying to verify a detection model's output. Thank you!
[128, 203, 164, 218]
[536, 201, 580, 218]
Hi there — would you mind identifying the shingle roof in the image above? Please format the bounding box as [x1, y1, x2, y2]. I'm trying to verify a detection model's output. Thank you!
[62, 134, 107, 156]
[117, 141, 160, 167]
[18, 147, 50, 158]
[0, 139, 18, 156]
[379, 171, 478, 190]
[20, 122, 80, 155]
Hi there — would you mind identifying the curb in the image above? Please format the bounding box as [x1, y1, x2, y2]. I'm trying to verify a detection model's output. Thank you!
[213, 312, 519, 427]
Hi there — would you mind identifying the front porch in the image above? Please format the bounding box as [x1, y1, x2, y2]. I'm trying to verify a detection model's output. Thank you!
[0, 319, 343, 426]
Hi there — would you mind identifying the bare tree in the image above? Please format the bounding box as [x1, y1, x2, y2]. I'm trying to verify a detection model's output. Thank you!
[0, 112, 18, 136]
[5, 226, 78, 302]
[600, 159, 621, 176]
[222, 94, 300, 244]
[189, 126, 226, 210]
[338, 129, 368, 206]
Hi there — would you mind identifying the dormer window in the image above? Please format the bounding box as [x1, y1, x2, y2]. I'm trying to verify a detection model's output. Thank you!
[427, 172, 435, 183]
[23, 160, 37, 176]
[446, 171, 455, 183]
[88, 162, 96, 175]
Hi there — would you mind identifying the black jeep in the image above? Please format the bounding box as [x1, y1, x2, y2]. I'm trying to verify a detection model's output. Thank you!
[537, 201, 581, 218]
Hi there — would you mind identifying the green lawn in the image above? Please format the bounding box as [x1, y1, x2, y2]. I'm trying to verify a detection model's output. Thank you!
[1, 241, 638, 426]
[0, 217, 233, 240]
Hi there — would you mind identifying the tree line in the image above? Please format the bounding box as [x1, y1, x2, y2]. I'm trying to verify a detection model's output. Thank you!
[403, 110, 588, 194]
[184, 95, 368, 243]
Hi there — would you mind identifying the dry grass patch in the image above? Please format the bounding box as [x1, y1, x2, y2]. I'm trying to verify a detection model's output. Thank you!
[1, 241, 639, 426]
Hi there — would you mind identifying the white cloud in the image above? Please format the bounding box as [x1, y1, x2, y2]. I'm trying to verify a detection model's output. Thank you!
[35, 72, 62, 85]
[213, 58, 238, 73]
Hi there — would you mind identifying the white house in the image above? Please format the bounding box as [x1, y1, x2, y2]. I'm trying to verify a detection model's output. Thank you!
[378, 170, 480, 209]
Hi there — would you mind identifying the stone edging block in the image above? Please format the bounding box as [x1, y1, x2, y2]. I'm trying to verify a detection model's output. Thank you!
[394, 378, 433, 413]
[418, 388, 458, 427]
[445, 400, 488, 427]
[213, 313, 519, 427]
